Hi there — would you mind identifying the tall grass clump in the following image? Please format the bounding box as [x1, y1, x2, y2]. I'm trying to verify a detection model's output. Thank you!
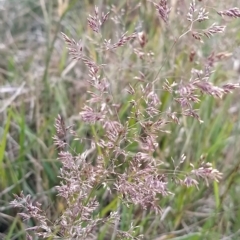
[8, 1, 240, 239]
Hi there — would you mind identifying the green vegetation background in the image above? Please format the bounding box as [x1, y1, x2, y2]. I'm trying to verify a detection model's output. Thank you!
[1, 0, 240, 239]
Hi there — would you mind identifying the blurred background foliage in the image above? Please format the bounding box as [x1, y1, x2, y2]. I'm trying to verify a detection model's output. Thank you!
[0, 0, 240, 239]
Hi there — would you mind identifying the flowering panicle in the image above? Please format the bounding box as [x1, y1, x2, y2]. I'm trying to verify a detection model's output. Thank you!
[162, 64, 240, 122]
[10, 2, 240, 239]
[185, 0, 226, 42]
[149, 0, 171, 23]
[87, 6, 110, 33]
[218, 7, 240, 18]
[10, 193, 52, 238]
[187, 0, 209, 22]
[103, 32, 137, 50]
[203, 23, 226, 39]
[191, 162, 223, 187]
[61, 32, 83, 60]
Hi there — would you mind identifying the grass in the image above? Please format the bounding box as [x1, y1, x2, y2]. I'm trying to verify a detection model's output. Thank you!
[1, 0, 240, 239]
